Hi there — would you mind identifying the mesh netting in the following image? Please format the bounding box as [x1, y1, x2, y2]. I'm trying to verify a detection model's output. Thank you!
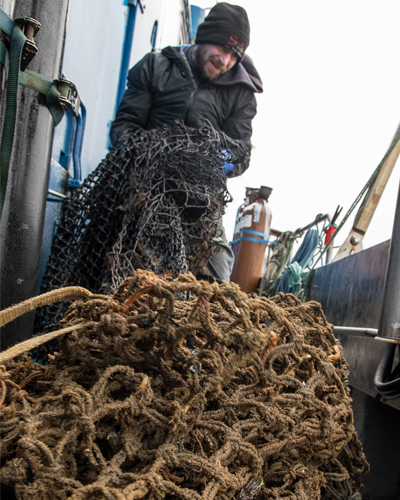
[36, 121, 247, 334]
[1, 271, 369, 499]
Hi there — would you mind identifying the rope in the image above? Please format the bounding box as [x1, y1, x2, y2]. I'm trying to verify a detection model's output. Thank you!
[258, 231, 294, 297]
[261, 222, 328, 298]
[0, 270, 369, 499]
[287, 261, 303, 289]
[0, 287, 92, 327]
[276, 228, 319, 294]
[0, 322, 87, 363]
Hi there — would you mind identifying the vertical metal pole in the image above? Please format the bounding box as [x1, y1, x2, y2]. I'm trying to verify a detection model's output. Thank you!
[0, 0, 70, 349]
[375, 173, 400, 343]
[116, 1, 138, 109]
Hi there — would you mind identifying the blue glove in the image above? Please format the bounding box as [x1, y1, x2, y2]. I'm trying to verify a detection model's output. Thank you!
[223, 161, 234, 174]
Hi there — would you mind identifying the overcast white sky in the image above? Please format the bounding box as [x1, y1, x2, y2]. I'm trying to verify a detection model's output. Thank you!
[194, 1, 400, 255]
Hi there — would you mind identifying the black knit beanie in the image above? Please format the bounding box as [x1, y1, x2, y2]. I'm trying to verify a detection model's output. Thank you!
[195, 3, 250, 60]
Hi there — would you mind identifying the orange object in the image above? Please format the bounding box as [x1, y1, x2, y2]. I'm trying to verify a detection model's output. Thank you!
[231, 187, 258, 260]
[324, 224, 336, 245]
[230, 186, 273, 293]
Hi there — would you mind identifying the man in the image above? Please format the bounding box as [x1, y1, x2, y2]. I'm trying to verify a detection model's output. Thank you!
[110, 2, 263, 282]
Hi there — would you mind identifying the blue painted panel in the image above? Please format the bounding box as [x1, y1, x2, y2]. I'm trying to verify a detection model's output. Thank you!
[39, 0, 128, 284]
[190, 5, 205, 43]
[61, 0, 127, 180]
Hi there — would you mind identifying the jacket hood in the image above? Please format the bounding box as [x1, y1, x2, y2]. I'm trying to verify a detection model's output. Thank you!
[162, 45, 263, 94]
[216, 53, 263, 93]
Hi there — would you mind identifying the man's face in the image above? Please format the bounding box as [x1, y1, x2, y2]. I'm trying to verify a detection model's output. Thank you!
[195, 44, 238, 81]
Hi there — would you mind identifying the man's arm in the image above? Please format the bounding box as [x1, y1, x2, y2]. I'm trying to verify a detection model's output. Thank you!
[222, 89, 257, 177]
[110, 55, 153, 147]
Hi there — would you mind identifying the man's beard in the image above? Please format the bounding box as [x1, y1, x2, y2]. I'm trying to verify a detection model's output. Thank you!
[194, 45, 228, 82]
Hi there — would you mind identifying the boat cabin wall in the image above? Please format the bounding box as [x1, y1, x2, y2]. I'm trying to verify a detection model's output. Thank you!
[60, 0, 192, 182]
[37, 0, 198, 289]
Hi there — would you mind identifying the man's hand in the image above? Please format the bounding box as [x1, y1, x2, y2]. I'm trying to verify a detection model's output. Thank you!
[223, 161, 234, 174]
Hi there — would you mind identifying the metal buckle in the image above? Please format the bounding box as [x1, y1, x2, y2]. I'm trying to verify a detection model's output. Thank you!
[55, 77, 80, 117]
[14, 17, 41, 71]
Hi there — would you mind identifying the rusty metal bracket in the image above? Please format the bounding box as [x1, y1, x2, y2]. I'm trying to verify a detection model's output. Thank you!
[1, 11, 41, 71]
[14, 17, 41, 71]
[55, 77, 80, 115]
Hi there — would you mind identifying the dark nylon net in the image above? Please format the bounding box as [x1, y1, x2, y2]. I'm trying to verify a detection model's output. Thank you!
[36, 121, 247, 334]
[1, 271, 369, 499]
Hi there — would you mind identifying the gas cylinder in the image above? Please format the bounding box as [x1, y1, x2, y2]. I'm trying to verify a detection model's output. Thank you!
[230, 186, 273, 293]
[231, 187, 259, 264]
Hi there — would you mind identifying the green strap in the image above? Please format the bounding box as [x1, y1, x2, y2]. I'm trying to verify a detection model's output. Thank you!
[45, 83, 65, 126]
[287, 262, 303, 289]
[0, 8, 16, 36]
[0, 24, 26, 219]
[0, 15, 65, 126]
[286, 223, 327, 294]
[0, 41, 9, 75]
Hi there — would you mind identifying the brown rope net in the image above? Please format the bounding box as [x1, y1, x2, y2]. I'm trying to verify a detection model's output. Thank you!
[1, 271, 369, 499]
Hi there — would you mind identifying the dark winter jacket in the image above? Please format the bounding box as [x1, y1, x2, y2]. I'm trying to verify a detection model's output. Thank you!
[110, 45, 263, 177]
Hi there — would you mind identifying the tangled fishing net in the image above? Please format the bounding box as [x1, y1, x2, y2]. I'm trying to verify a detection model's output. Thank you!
[1, 271, 369, 499]
[31, 120, 246, 365]
[37, 121, 245, 334]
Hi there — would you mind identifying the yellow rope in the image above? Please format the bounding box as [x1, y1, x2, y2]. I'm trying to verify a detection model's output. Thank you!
[0, 322, 88, 364]
[0, 287, 92, 327]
